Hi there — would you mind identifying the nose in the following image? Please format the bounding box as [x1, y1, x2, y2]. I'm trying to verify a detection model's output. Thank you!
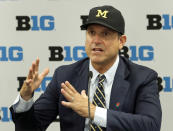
[92, 34, 102, 44]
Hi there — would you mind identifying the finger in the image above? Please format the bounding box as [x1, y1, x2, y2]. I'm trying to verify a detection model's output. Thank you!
[61, 88, 73, 102]
[27, 67, 33, 79]
[25, 79, 32, 85]
[32, 61, 36, 74]
[81, 90, 87, 98]
[39, 68, 49, 81]
[65, 81, 77, 93]
[61, 83, 74, 96]
[61, 101, 71, 108]
[35, 57, 39, 72]
[33, 71, 39, 80]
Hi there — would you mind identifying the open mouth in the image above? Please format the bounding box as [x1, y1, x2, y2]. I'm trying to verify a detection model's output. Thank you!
[92, 48, 103, 52]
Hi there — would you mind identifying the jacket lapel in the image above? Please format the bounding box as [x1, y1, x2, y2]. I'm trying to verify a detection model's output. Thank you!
[75, 58, 90, 94]
[109, 57, 130, 111]
[72, 58, 90, 130]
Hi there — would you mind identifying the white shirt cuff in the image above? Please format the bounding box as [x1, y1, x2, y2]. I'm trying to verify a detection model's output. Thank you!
[93, 106, 107, 127]
[12, 94, 34, 113]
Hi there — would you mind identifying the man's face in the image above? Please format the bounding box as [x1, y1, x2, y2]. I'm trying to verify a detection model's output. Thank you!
[85, 24, 125, 67]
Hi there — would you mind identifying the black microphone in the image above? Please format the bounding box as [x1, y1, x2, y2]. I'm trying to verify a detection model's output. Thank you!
[88, 71, 93, 131]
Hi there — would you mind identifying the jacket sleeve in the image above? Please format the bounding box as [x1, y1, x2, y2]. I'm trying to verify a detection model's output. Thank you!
[10, 68, 61, 131]
[107, 71, 162, 131]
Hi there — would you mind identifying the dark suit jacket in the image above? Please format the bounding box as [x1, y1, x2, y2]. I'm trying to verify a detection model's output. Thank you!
[10, 56, 162, 131]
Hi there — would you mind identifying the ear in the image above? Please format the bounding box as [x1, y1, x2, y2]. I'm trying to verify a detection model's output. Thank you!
[119, 35, 127, 50]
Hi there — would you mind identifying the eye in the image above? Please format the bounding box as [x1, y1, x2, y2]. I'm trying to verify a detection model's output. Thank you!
[88, 30, 95, 35]
[103, 31, 109, 36]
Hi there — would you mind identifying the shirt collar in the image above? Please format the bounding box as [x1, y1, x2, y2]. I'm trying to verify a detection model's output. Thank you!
[89, 62, 100, 85]
[89, 55, 119, 85]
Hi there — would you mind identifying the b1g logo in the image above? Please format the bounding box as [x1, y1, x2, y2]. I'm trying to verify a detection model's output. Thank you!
[0, 46, 23, 61]
[80, 15, 88, 30]
[147, 14, 173, 30]
[0, 107, 12, 122]
[120, 46, 154, 61]
[49, 46, 87, 61]
[161, 76, 173, 92]
[16, 16, 55, 31]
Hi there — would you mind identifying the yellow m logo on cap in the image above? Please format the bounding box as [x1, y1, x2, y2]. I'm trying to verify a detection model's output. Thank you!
[96, 10, 109, 18]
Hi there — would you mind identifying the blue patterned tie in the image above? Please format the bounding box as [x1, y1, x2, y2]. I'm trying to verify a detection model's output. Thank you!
[91, 74, 106, 131]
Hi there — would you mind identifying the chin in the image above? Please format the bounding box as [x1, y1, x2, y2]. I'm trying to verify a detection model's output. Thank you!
[90, 57, 104, 64]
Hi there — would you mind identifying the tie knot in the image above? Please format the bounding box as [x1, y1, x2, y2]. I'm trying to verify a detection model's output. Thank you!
[98, 74, 106, 83]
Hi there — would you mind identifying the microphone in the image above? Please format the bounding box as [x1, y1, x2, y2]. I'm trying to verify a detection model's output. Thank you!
[88, 71, 93, 131]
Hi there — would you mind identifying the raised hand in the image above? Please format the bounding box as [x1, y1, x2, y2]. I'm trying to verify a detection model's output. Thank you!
[20, 58, 49, 101]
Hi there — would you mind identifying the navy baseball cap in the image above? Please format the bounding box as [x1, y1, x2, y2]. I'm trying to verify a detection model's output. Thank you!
[81, 5, 125, 34]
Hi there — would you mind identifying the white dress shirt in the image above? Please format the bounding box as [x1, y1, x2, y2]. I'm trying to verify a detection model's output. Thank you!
[12, 56, 119, 130]
[84, 56, 119, 130]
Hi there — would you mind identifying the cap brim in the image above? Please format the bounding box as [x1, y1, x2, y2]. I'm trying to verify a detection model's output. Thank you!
[81, 21, 123, 34]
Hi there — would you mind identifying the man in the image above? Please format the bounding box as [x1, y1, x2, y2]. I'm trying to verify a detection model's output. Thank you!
[10, 5, 162, 131]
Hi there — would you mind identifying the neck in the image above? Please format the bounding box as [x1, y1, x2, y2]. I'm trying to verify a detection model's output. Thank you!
[91, 57, 117, 74]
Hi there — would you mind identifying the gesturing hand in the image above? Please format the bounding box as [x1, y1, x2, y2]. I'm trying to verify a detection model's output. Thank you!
[20, 58, 49, 101]
[61, 81, 96, 119]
